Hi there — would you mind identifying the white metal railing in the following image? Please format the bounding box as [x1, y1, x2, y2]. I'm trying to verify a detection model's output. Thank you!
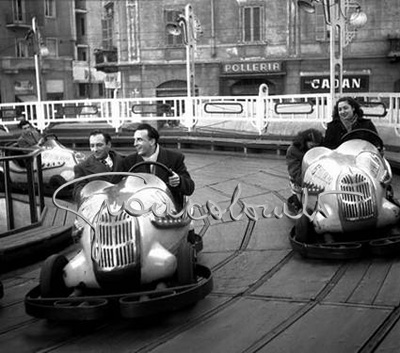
[1, 88, 400, 138]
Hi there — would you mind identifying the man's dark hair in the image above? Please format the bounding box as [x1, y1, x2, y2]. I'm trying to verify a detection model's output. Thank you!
[135, 123, 159, 144]
[89, 130, 112, 144]
[18, 119, 31, 129]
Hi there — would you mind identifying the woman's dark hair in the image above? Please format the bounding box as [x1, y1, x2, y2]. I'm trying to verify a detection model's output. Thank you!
[292, 128, 324, 152]
[332, 96, 364, 120]
[89, 130, 112, 144]
[135, 123, 159, 144]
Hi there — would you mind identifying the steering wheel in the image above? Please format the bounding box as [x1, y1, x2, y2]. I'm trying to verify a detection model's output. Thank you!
[341, 129, 384, 151]
[128, 160, 173, 176]
[42, 133, 58, 142]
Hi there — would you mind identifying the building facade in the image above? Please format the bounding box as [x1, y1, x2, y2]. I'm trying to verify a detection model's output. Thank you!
[93, 0, 400, 99]
[1, 0, 399, 103]
[0, 0, 107, 103]
[72, 0, 106, 100]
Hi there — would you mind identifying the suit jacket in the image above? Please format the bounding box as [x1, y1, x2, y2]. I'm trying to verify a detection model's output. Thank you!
[123, 146, 195, 207]
[73, 149, 125, 202]
[17, 129, 42, 147]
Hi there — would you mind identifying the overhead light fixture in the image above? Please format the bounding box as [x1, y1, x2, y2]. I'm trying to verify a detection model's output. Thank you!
[166, 14, 188, 44]
[297, 0, 316, 14]
[166, 23, 182, 36]
[349, 6, 367, 28]
[40, 46, 49, 57]
[298, 0, 321, 14]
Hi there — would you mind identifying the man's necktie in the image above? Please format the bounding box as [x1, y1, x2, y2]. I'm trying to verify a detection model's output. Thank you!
[101, 159, 111, 170]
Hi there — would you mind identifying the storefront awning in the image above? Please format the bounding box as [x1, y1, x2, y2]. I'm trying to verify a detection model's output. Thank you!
[16, 95, 38, 102]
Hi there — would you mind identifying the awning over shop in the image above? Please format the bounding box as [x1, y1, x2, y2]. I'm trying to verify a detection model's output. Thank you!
[16, 95, 38, 102]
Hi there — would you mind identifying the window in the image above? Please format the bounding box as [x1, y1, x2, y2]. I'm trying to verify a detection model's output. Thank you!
[46, 38, 58, 56]
[98, 83, 104, 97]
[241, 6, 262, 42]
[79, 83, 89, 97]
[12, 0, 25, 22]
[315, 5, 328, 41]
[80, 17, 86, 36]
[45, 0, 56, 17]
[102, 3, 114, 49]
[165, 10, 184, 47]
[77, 47, 88, 61]
[16, 39, 28, 57]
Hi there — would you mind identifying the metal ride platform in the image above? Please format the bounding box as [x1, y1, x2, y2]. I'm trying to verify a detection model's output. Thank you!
[2, 143, 400, 352]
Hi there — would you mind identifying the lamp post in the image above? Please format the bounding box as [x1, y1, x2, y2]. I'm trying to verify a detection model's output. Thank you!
[298, 0, 367, 102]
[166, 4, 202, 130]
[166, 4, 199, 98]
[31, 17, 49, 102]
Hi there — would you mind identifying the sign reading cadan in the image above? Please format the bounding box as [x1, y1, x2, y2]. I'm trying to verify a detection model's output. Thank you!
[222, 61, 283, 74]
[301, 75, 369, 93]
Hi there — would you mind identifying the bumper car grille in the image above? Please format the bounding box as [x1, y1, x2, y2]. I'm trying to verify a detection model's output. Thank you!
[338, 173, 375, 221]
[93, 210, 139, 270]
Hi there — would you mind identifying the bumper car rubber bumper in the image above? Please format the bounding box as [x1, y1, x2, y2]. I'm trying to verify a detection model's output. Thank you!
[24, 264, 213, 321]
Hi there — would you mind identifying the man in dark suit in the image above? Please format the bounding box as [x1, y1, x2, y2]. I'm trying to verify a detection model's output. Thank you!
[73, 130, 125, 203]
[123, 123, 195, 208]
[17, 119, 43, 147]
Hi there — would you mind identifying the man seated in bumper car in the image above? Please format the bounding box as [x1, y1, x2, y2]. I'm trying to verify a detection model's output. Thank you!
[123, 123, 200, 249]
[122, 123, 195, 209]
[0, 121, 86, 193]
[290, 97, 400, 259]
[17, 119, 43, 148]
[27, 124, 211, 320]
[73, 130, 125, 203]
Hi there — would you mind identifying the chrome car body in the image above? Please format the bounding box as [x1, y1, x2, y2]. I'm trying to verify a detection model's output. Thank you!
[290, 130, 400, 259]
[25, 165, 212, 320]
[68, 173, 191, 290]
[0, 135, 85, 190]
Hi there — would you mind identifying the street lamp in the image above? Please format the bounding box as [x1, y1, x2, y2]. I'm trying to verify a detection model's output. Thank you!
[31, 17, 49, 102]
[24, 17, 49, 130]
[166, 4, 201, 98]
[298, 0, 367, 102]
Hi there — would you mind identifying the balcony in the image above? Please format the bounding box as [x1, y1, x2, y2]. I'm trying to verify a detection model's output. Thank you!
[94, 48, 118, 73]
[75, 0, 87, 13]
[1, 57, 34, 73]
[5, 12, 43, 29]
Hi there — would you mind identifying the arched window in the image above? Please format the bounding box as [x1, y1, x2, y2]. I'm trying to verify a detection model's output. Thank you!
[156, 80, 198, 97]
[230, 79, 275, 96]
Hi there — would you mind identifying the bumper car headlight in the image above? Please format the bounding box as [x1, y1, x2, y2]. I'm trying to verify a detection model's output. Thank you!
[380, 159, 392, 186]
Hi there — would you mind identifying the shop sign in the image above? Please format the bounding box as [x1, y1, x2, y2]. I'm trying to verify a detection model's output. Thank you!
[73, 62, 106, 82]
[222, 61, 283, 75]
[301, 75, 369, 93]
[104, 72, 121, 89]
[46, 80, 64, 93]
[14, 80, 34, 94]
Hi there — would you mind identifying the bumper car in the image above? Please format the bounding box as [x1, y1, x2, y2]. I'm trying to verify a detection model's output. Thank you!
[25, 161, 212, 321]
[290, 129, 400, 259]
[0, 134, 86, 195]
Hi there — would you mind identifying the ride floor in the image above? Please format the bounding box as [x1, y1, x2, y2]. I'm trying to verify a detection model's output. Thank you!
[1, 151, 400, 353]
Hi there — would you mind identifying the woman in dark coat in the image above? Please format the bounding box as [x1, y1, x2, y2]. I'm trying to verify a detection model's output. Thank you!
[324, 96, 377, 149]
